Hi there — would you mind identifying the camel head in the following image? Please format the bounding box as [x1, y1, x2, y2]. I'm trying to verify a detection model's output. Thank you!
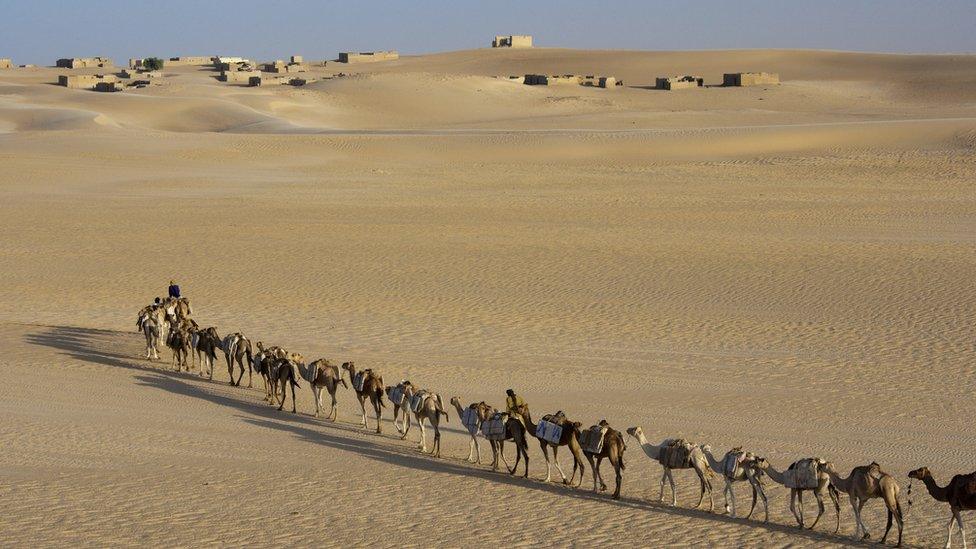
[450, 396, 461, 408]
[625, 426, 643, 439]
[819, 461, 837, 475]
[340, 361, 354, 373]
[908, 467, 930, 481]
[256, 341, 265, 351]
[751, 457, 770, 471]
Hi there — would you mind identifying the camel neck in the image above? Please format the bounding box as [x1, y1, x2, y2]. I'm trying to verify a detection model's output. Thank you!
[826, 469, 853, 493]
[636, 433, 659, 459]
[763, 463, 788, 485]
[702, 448, 723, 472]
[920, 473, 950, 502]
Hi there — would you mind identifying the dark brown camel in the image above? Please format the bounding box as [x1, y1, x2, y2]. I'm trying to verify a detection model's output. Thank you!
[581, 420, 626, 499]
[222, 332, 254, 387]
[909, 467, 976, 548]
[269, 358, 300, 413]
[522, 407, 586, 486]
[298, 359, 347, 420]
[484, 412, 531, 478]
[341, 362, 385, 433]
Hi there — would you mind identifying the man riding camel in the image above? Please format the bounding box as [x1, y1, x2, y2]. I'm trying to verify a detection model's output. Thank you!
[505, 389, 527, 425]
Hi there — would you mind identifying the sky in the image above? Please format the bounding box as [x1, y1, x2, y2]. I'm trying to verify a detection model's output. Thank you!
[1, 0, 973, 65]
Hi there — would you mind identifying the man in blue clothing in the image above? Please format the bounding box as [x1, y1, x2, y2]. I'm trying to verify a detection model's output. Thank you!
[168, 280, 181, 299]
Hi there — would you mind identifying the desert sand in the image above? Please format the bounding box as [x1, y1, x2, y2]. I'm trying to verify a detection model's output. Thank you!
[0, 48, 974, 547]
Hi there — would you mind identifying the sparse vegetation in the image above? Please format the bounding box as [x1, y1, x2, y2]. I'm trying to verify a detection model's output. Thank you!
[142, 57, 164, 71]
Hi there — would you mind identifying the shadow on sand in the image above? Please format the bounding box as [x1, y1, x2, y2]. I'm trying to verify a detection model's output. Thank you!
[25, 324, 903, 547]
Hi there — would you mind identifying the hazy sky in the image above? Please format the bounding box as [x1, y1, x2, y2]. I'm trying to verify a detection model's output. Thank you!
[1, 0, 973, 64]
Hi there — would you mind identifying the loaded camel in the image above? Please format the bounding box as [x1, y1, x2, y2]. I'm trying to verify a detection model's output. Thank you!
[482, 409, 531, 477]
[269, 357, 301, 413]
[450, 398, 493, 464]
[626, 426, 714, 510]
[752, 457, 840, 532]
[701, 446, 769, 520]
[908, 467, 976, 548]
[401, 385, 449, 457]
[167, 325, 193, 372]
[192, 326, 221, 379]
[297, 358, 347, 420]
[341, 362, 385, 433]
[823, 461, 904, 546]
[138, 306, 168, 360]
[385, 380, 414, 436]
[580, 420, 626, 499]
[521, 407, 586, 486]
[221, 332, 254, 387]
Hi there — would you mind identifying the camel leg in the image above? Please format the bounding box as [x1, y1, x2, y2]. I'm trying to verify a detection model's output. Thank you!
[659, 469, 667, 502]
[667, 469, 677, 506]
[808, 490, 825, 531]
[612, 459, 622, 499]
[552, 446, 569, 484]
[290, 382, 297, 413]
[475, 436, 483, 464]
[359, 396, 368, 428]
[725, 478, 734, 517]
[791, 490, 803, 528]
[586, 453, 598, 492]
[859, 497, 870, 540]
[374, 397, 382, 434]
[830, 484, 841, 534]
[946, 513, 957, 549]
[329, 391, 338, 421]
[541, 444, 553, 482]
[695, 468, 707, 509]
[433, 421, 441, 458]
[597, 456, 608, 492]
[467, 435, 476, 462]
[246, 360, 253, 388]
[850, 495, 863, 539]
[417, 416, 427, 452]
[958, 510, 967, 549]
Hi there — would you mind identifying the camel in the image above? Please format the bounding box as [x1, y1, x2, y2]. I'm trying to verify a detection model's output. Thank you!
[192, 326, 221, 379]
[269, 358, 301, 413]
[580, 420, 626, 499]
[450, 398, 493, 464]
[161, 296, 192, 325]
[909, 467, 976, 548]
[297, 358, 347, 420]
[626, 426, 714, 510]
[341, 362, 384, 433]
[482, 410, 531, 477]
[221, 332, 254, 387]
[139, 306, 168, 360]
[401, 385, 449, 457]
[384, 381, 414, 436]
[700, 446, 769, 520]
[752, 457, 840, 532]
[823, 462, 904, 546]
[521, 407, 586, 486]
[167, 326, 192, 372]
[251, 343, 281, 403]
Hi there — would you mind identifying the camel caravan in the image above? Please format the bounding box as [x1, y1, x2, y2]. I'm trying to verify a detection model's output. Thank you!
[134, 286, 976, 548]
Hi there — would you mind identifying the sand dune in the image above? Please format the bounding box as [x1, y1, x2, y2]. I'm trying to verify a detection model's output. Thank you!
[0, 48, 974, 547]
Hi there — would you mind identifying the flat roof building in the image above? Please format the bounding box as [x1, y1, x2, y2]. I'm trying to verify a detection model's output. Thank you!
[723, 72, 780, 87]
[493, 35, 533, 48]
[337, 51, 399, 63]
[656, 75, 704, 90]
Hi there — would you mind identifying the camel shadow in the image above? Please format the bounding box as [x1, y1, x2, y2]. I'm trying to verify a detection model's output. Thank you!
[24, 324, 914, 548]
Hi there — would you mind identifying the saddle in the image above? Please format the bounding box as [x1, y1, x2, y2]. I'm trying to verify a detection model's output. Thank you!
[581, 424, 609, 454]
[723, 448, 746, 479]
[660, 439, 694, 468]
[409, 390, 430, 413]
[536, 413, 565, 445]
[461, 405, 480, 428]
[353, 370, 372, 392]
[785, 458, 824, 489]
[481, 412, 509, 440]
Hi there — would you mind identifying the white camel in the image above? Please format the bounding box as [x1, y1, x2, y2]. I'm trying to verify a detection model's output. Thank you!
[626, 426, 715, 510]
[450, 397, 493, 464]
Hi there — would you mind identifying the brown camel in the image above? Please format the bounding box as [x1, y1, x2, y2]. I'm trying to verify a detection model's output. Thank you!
[450, 397, 493, 464]
[221, 332, 254, 387]
[823, 462, 904, 546]
[401, 386, 449, 457]
[192, 326, 221, 379]
[580, 420, 626, 499]
[481, 410, 531, 477]
[385, 380, 414, 436]
[522, 407, 586, 486]
[139, 306, 168, 360]
[909, 467, 976, 548]
[341, 362, 385, 433]
[701, 446, 769, 520]
[626, 426, 715, 510]
[269, 358, 301, 413]
[297, 359, 347, 420]
[167, 326, 192, 372]
[752, 457, 840, 532]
